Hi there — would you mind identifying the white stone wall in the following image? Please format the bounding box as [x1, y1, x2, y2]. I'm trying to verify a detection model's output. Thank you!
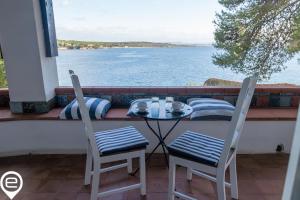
[0, 120, 295, 156]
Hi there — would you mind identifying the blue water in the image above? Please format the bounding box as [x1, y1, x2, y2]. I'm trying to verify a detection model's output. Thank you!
[57, 47, 300, 86]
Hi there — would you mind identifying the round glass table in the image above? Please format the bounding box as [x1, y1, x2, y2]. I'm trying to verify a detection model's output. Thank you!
[130, 100, 193, 174]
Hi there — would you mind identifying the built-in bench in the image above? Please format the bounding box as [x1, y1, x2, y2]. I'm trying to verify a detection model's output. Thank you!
[0, 107, 297, 156]
[0, 87, 298, 156]
[0, 107, 297, 121]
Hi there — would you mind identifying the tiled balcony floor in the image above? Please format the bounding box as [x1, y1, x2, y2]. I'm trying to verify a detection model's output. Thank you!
[0, 154, 288, 200]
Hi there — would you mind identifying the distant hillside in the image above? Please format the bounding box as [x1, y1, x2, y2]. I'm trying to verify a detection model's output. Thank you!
[57, 40, 194, 49]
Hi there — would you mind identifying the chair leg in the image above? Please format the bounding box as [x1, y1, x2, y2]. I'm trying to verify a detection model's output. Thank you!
[168, 156, 176, 200]
[216, 169, 226, 200]
[139, 150, 146, 196]
[187, 167, 192, 181]
[91, 161, 100, 200]
[84, 150, 93, 185]
[127, 158, 133, 174]
[229, 157, 238, 199]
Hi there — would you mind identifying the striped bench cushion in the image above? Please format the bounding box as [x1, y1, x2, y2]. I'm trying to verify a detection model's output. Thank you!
[59, 97, 111, 120]
[187, 98, 235, 120]
[95, 126, 149, 156]
[167, 131, 224, 166]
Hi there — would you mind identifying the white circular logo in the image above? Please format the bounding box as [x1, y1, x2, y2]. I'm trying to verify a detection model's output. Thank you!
[0, 171, 23, 200]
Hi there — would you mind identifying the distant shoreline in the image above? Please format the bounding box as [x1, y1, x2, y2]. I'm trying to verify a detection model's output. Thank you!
[57, 46, 203, 50]
[57, 39, 209, 50]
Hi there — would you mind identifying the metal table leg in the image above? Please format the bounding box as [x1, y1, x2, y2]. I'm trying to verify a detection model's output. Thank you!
[132, 118, 182, 175]
[156, 120, 169, 167]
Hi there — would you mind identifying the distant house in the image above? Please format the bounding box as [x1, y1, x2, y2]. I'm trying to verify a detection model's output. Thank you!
[87, 44, 94, 49]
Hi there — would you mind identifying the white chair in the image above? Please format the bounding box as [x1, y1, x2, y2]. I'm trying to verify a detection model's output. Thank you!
[282, 102, 300, 200]
[167, 76, 257, 200]
[69, 70, 148, 200]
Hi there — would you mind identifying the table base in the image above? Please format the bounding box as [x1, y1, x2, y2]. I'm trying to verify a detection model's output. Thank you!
[132, 118, 182, 175]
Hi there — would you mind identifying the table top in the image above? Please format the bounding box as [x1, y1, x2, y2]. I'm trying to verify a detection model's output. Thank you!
[131, 100, 193, 120]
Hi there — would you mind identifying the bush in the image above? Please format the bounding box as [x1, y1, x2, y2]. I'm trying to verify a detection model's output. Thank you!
[0, 59, 7, 87]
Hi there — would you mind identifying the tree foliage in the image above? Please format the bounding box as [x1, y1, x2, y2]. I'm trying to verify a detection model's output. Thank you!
[0, 59, 7, 88]
[213, 0, 300, 80]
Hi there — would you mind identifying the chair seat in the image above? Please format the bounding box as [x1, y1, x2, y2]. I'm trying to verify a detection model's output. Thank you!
[167, 131, 224, 166]
[95, 126, 149, 156]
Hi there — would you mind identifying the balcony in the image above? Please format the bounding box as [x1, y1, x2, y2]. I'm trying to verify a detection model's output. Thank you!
[0, 1, 299, 199]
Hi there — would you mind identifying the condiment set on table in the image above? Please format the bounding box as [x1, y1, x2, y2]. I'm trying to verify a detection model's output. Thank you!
[136, 97, 185, 114]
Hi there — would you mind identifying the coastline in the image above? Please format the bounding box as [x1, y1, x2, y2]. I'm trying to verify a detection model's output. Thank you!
[57, 39, 204, 50]
[58, 46, 205, 50]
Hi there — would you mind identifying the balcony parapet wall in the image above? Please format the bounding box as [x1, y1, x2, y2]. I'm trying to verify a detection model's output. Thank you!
[55, 86, 300, 108]
[0, 87, 299, 112]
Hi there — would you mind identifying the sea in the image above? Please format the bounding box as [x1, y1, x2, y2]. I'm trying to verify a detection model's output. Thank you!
[57, 46, 300, 86]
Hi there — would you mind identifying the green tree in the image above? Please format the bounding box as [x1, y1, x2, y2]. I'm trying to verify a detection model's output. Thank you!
[0, 59, 7, 87]
[213, 0, 300, 80]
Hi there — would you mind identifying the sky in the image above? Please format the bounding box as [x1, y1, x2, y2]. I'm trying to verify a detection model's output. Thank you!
[52, 0, 223, 44]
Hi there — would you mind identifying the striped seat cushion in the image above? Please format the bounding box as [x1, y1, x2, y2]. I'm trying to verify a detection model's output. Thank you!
[167, 131, 224, 166]
[59, 97, 111, 120]
[187, 98, 235, 120]
[95, 126, 149, 156]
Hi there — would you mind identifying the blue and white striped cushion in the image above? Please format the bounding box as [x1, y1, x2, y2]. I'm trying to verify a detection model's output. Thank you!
[187, 98, 235, 120]
[59, 97, 111, 120]
[167, 131, 224, 166]
[95, 126, 149, 156]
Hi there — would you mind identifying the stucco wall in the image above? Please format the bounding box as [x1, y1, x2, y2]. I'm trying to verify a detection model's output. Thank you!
[0, 120, 295, 157]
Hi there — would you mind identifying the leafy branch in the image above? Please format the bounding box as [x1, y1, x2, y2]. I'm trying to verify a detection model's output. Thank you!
[0, 59, 7, 88]
[213, 0, 300, 80]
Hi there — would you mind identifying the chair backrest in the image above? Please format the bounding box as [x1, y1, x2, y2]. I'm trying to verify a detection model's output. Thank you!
[219, 75, 257, 166]
[69, 70, 99, 156]
[282, 103, 300, 200]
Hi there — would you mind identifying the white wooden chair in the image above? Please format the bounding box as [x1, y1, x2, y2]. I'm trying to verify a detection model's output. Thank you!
[282, 102, 300, 200]
[167, 76, 257, 200]
[69, 70, 148, 200]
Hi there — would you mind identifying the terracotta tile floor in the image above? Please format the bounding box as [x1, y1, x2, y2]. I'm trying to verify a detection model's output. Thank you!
[0, 154, 288, 200]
